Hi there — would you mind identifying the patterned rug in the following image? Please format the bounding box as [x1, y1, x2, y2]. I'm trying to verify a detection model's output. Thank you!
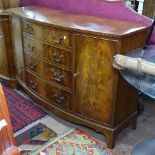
[2, 84, 47, 132]
[15, 123, 57, 155]
[31, 128, 116, 155]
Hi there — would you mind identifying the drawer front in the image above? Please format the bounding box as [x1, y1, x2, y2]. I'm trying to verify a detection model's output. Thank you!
[25, 53, 72, 89]
[23, 35, 72, 68]
[27, 71, 72, 110]
[22, 20, 71, 48]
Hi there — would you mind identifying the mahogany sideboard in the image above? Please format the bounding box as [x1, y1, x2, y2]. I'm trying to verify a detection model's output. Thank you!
[0, 0, 20, 87]
[10, 6, 149, 148]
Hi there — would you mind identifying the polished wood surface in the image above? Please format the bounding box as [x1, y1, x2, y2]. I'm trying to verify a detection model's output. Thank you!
[0, 0, 20, 10]
[0, 0, 19, 87]
[10, 6, 148, 37]
[27, 71, 72, 110]
[22, 20, 71, 48]
[23, 35, 72, 68]
[0, 84, 20, 155]
[0, 15, 16, 87]
[11, 16, 26, 83]
[10, 6, 149, 148]
[25, 52, 72, 89]
[74, 35, 117, 124]
[143, 0, 155, 18]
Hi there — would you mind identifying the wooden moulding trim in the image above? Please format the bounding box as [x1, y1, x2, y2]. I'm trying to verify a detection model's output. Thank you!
[0, 74, 16, 81]
[16, 76, 137, 135]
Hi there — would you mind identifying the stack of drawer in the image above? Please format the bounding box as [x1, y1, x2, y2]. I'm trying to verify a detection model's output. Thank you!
[22, 20, 73, 110]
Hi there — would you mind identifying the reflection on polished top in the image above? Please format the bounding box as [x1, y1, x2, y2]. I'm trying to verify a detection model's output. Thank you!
[10, 6, 148, 37]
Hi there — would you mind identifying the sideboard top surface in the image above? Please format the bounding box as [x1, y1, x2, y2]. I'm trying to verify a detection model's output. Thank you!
[10, 6, 148, 37]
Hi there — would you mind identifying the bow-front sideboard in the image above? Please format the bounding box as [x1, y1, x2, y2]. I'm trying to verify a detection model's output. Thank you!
[10, 6, 149, 148]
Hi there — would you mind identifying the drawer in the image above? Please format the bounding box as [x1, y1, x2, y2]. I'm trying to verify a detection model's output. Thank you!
[23, 35, 72, 68]
[25, 53, 72, 89]
[22, 20, 71, 48]
[27, 71, 72, 110]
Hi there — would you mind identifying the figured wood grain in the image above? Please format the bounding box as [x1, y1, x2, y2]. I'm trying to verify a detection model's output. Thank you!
[0, 0, 20, 87]
[75, 35, 118, 124]
[22, 20, 71, 48]
[10, 6, 148, 38]
[24, 53, 72, 89]
[120, 30, 149, 53]
[27, 70, 72, 110]
[23, 35, 72, 68]
[0, 16, 15, 80]
[143, 0, 155, 18]
[11, 16, 26, 82]
[0, 18, 8, 76]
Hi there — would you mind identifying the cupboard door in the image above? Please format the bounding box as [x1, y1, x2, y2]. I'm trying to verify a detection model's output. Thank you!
[74, 35, 118, 124]
[11, 16, 26, 82]
[0, 17, 15, 79]
[0, 18, 9, 78]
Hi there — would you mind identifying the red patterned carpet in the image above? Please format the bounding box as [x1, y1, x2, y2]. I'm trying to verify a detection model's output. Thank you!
[2, 84, 47, 132]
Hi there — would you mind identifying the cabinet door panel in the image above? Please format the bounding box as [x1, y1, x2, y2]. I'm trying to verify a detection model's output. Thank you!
[74, 35, 118, 124]
[0, 17, 15, 79]
[0, 19, 8, 77]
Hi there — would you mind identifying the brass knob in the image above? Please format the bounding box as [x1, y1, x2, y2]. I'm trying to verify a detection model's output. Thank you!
[25, 24, 34, 34]
[50, 69, 64, 82]
[29, 63, 36, 70]
[28, 44, 35, 52]
[51, 32, 62, 44]
[54, 94, 65, 104]
[52, 50, 64, 62]
[30, 80, 37, 89]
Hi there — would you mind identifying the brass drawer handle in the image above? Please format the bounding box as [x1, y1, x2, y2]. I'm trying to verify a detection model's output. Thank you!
[53, 50, 64, 62]
[25, 24, 34, 34]
[54, 94, 65, 104]
[30, 80, 37, 89]
[51, 69, 64, 82]
[54, 72, 64, 82]
[53, 37, 62, 44]
[29, 63, 36, 70]
[51, 32, 63, 44]
[28, 44, 35, 52]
